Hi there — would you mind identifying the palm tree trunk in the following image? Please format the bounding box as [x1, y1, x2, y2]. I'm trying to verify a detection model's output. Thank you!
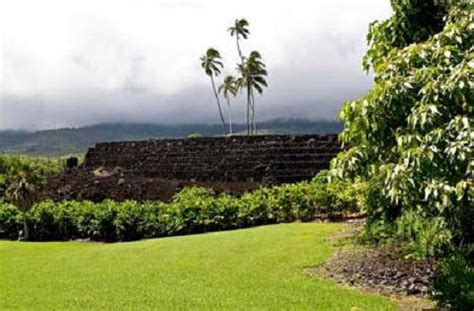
[251, 90, 257, 135]
[236, 36, 244, 64]
[210, 76, 227, 135]
[226, 98, 233, 135]
[22, 213, 29, 240]
[246, 84, 251, 135]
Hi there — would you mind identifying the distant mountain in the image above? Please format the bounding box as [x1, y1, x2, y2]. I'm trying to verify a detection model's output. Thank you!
[0, 119, 342, 157]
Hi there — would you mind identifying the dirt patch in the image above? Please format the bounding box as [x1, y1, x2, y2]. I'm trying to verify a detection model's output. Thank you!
[306, 243, 438, 310]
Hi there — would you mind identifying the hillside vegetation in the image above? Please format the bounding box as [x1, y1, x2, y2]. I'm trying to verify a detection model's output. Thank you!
[0, 119, 342, 156]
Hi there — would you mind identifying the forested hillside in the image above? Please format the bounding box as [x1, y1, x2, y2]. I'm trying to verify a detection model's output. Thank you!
[0, 119, 342, 156]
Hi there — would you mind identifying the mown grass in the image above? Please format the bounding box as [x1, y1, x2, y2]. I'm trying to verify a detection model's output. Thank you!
[0, 223, 395, 310]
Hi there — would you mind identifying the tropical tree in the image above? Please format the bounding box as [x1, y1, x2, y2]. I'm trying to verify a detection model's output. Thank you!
[237, 51, 268, 135]
[6, 172, 38, 240]
[331, 0, 473, 258]
[200, 48, 227, 134]
[218, 75, 238, 135]
[228, 19, 251, 132]
[228, 19, 250, 63]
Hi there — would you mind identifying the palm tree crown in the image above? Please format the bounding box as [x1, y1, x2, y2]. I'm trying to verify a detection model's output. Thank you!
[218, 75, 238, 99]
[237, 51, 268, 135]
[228, 19, 250, 62]
[200, 48, 223, 77]
[228, 19, 250, 39]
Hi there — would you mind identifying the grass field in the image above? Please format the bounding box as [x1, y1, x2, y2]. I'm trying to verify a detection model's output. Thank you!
[0, 223, 395, 310]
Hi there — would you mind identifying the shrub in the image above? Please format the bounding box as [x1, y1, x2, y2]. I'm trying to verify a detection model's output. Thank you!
[0, 201, 21, 239]
[433, 255, 474, 310]
[312, 170, 360, 215]
[0, 177, 352, 242]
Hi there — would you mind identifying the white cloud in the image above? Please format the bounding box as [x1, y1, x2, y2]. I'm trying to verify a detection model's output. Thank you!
[0, 0, 392, 129]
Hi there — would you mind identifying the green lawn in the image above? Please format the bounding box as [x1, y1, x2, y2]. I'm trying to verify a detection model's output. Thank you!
[0, 223, 395, 310]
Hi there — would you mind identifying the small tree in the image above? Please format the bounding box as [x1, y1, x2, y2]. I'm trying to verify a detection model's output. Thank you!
[200, 48, 227, 135]
[218, 75, 238, 135]
[6, 172, 38, 240]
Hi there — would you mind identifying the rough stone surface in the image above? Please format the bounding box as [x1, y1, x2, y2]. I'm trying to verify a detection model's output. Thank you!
[312, 245, 438, 298]
[44, 134, 341, 202]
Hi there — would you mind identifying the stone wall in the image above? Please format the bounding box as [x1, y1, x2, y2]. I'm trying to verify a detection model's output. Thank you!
[84, 134, 341, 184]
[45, 134, 341, 202]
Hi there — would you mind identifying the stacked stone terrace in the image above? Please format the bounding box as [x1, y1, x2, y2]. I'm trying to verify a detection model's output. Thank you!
[84, 134, 341, 184]
[45, 134, 341, 202]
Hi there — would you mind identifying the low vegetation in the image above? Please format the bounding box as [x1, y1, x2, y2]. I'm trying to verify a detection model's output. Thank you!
[0, 223, 395, 310]
[0, 174, 354, 242]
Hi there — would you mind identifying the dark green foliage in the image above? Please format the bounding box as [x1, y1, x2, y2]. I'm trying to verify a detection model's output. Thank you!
[0, 202, 21, 239]
[433, 255, 474, 310]
[0, 154, 64, 198]
[331, 0, 472, 307]
[332, 0, 473, 256]
[0, 175, 350, 242]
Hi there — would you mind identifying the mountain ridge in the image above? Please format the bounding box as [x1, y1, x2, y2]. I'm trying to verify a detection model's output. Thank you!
[0, 118, 342, 156]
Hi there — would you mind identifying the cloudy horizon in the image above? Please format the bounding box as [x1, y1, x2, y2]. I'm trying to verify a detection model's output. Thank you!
[0, 0, 392, 130]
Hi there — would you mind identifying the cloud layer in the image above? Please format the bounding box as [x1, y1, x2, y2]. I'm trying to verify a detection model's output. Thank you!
[0, 0, 392, 130]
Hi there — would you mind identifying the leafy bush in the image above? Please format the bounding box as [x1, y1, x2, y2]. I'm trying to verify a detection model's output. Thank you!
[0, 201, 21, 239]
[433, 255, 474, 310]
[0, 176, 351, 242]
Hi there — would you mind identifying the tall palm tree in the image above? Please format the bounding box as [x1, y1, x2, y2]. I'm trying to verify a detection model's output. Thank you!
[228, 19, 250, 132]
[218, 76, 238, 135]
[228, 19, 250, 63]
[200, 48, 227, 135]
[237, 51, 268, 135]
[6, 172, 38, 240]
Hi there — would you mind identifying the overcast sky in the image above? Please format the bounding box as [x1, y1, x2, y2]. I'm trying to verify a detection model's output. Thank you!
[0, 0, 392, 130]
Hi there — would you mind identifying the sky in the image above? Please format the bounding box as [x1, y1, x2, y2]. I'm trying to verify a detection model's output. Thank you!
[0, 0, 392, 130]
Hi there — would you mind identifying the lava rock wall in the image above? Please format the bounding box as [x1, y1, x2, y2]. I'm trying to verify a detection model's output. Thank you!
[46, 134, 341, 202]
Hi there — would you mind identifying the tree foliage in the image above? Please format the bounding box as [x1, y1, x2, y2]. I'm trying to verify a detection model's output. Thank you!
[331, 0, 473, 258]
[0, 154, 64, 197]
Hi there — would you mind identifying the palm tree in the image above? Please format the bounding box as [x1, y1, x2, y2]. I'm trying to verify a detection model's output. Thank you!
[228, 19, 250, 132]
[218, 76, 238, 135]
[237, 51, 268, 135]
[200, 48, 227, 134]
[6, 172, 38, 240]
[228, 19, 250, 63]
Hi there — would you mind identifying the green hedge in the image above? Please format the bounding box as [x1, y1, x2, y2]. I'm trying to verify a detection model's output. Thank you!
[0, 176, 353, 242]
